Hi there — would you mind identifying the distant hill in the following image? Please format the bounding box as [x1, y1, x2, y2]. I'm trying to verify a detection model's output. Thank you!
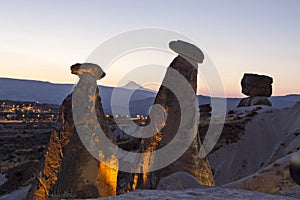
[0, 78, 156, 116]
[1, 78, 299, 116]
[0, 78, 73, 104]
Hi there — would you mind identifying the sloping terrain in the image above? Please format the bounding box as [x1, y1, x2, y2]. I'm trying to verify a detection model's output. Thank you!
[99, 187, 297, 200]
[208, 103, 300, 185]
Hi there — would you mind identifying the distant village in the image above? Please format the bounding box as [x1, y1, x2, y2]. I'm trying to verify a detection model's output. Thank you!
[0, 100, 147, 126]
[0, 100, 59, 122]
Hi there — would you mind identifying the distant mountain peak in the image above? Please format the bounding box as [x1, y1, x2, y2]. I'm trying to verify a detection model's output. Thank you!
[120, 81, 158, 93]
[121, 81, 145, 90]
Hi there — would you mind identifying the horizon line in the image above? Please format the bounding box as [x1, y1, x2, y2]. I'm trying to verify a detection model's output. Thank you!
[1, 76, 299, 98]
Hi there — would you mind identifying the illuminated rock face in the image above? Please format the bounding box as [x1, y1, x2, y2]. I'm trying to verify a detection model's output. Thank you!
[116, 41, 215, 192]
[140, 55, 215, 188]
[26, 64, 117, 199]
[115, 54, 214, 193]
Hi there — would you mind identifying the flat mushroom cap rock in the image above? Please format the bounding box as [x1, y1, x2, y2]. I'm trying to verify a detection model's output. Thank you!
[70, 63, 106, 80]
[169, 40, 204, 63]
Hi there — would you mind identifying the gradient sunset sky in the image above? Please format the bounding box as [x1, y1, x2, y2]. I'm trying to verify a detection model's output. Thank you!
[0, 0, 299, 97]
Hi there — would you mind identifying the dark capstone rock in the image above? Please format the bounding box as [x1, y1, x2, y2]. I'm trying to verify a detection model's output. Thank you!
[241, 73, 273, 97]
[237, 96, 272, 107]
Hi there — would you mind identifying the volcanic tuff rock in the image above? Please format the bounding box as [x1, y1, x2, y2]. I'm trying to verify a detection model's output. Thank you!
[226, 152, 298, 196]
[26, 40, 215, 198]
[238, 73, 273, 107]
[241, 73, 273, 97]
[141, 42, 214, 189]
[157, 172, 204, 190]
[26, 63, 117, 199]
[116, 41, 214, 193]
[237, 96, 272, 107]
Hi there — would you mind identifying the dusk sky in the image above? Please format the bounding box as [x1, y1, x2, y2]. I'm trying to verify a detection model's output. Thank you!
[0, 0, 299, 97]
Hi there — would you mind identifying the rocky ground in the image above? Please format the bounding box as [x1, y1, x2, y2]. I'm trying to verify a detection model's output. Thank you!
[0, 122, 54, 195]
[98, 187, 297, 200]
[1, 102, 300, 199]
[1, 186, 298, 200]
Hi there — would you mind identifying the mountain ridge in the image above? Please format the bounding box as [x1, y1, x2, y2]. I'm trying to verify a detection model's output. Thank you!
[1, 78, 299, 116]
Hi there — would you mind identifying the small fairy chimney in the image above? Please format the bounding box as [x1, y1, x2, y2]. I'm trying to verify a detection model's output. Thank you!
[238, 73, 273, 107]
